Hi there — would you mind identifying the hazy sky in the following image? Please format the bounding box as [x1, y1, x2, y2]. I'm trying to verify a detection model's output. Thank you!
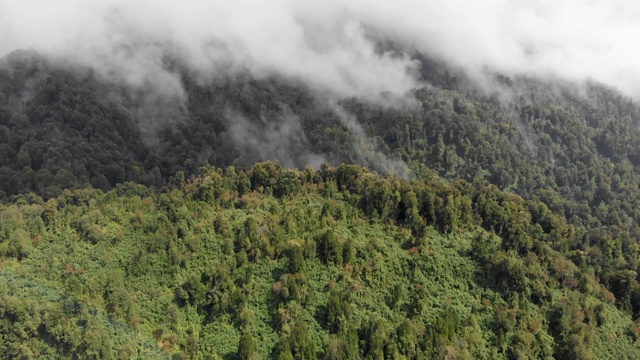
[1, 0, 639, 98]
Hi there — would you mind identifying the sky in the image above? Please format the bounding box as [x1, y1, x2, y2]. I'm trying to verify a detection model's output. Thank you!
[1, 0, 640, 99]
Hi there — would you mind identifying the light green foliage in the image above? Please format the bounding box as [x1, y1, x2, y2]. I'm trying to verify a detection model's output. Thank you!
[0, 163, 639, 359]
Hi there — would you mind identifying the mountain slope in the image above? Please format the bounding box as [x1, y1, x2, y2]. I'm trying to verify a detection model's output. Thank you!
[5, 51, 640, 322]
[1, 162, 639, 359]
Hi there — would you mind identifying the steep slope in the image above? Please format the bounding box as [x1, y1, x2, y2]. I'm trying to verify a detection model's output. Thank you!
[1, 163, 639, 359]
[5, 50, 640, 324]
[0, 50, 402, 201]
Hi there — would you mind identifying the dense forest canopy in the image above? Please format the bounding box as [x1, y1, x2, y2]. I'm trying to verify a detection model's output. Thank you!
[3, 4, 640, 358]
[2, 162, 640, 359]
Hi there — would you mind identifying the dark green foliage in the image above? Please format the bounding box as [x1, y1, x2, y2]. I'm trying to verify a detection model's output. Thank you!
[317, 230, 344, 266]
[395, 320, 418, 358]
[424, 307, 462, 357]
[548, 296, 595, 360]
[237, 331, 257, 360]
[286, 322, 316, 360]
[358, 317, 389, 359]
[324, 329, 359, 360]
[288, 245, 305, 274]
[327, 287, 353, 334]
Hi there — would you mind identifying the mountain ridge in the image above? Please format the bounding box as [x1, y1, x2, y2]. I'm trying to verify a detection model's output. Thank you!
[4, 49, 640, 358]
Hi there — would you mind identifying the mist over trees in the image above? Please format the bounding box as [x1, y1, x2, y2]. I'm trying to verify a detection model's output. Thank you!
[4, 1, 640, 358]
[3, 47, 640, 358]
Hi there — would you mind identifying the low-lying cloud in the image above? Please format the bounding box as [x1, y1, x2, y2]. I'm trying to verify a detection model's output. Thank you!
[0, 0, 420, 102]
[224, 105, 326, 170]
[2, 0, 639, 176]
[2, 0, 639, 99]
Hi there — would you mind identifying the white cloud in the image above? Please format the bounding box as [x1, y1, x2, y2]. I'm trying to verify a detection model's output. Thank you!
[348, 0, 640, 96]
[1, 0, 640, 98]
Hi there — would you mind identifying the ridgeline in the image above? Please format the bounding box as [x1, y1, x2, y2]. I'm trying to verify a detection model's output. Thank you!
[4, 51, 640, 359]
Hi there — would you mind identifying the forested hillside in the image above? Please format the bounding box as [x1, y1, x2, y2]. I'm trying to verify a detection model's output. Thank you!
[5, 49, 640, 324]
[2, 162, 640, 359]
[6, 47, 640, 359]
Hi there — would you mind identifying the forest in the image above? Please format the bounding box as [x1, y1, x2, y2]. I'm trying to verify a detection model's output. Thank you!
[3, 49, 640, 358]
[3, 162, 640, 359]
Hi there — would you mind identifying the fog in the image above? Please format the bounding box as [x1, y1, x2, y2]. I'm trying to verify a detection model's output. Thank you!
[2, 0, 639, 98]
[2, 0, 639, 175]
